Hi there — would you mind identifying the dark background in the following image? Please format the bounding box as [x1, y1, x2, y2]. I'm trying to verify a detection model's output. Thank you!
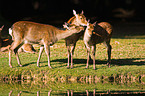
[0, 0, 145, 23]
[0, 0, 145, 37]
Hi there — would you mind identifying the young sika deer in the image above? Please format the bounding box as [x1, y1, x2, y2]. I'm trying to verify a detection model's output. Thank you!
[64, 10, 88, 68]
[9, 21, 84, 68]
[84, 21, 112, 69]
[0, 27, 36, 53]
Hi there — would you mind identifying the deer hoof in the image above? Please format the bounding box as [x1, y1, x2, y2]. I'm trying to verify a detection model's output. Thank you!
[107, 60, 111, 67]
[49, 66, 52, 69]
[19, 65, 23, 67]
[85, 66, 88, 69]
[107, 63, 111, 68]
[108, 65, 110, 68]
[9, 65, 13, 68]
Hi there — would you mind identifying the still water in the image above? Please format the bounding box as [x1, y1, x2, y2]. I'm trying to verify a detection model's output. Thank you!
[1, 79, 145, 96]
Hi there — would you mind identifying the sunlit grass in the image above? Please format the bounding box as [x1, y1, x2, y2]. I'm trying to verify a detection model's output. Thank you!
[0, 38, 145, 78]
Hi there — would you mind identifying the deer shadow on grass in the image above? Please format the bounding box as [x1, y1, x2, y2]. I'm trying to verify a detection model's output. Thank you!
[51, 58, 145, 68]
[22, 58, 145, 68]
[23, 62, 38, 67]
[111, 58, 145, 66]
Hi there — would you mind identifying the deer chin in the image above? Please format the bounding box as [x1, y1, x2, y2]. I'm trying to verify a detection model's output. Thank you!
[81, 23, 88, 26]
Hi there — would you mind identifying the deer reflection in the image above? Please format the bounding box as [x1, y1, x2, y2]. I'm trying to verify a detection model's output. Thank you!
[67, 89, 96, 96]
[9, 90, 22, 96]
[86, 89, 96, 96]
[67, 90, 73, 96]
[8, 89, 97, 96]
[37, 90, 52, 96]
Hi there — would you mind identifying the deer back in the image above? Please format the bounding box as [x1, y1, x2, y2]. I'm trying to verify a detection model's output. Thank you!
[11, 21, 58, 44]
[85, 23, 109, 44]
[98, 22, 113, 35]
[98, 22, 113, 39]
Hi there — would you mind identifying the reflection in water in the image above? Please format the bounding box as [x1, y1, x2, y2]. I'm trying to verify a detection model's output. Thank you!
[36, 90, 51, 96]
[1, 79, 145, 96]
[7, 90, 102, 96]
[9, 90, 22, 96]
[8, 89, 145, 96]
[67, 90, 73, 96]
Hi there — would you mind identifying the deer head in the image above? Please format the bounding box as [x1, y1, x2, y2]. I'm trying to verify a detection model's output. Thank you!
[72, 10, 88, 26]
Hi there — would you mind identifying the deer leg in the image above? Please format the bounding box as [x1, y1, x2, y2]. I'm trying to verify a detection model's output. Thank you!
[67, 46, 70, 68]
[107, 44, 112, 68]
[93, 89, 96, 96]
[67, 90, 70, 96]
[14, 43, 24, 67]
[103, 41, 112, 68]
[48, 90, 52, 96]
[70, 44, 76, 69]
[92, 45, 96, 70]
[86, 46, 90, 69]
[9, 41, 23, 68]
[37, 46, 44, 67]
[86, 90, 89, 96]
[9, 49, 12, 68]
[9, 90, 13, 96]
[44, 44, 52, 68]
[18, 91, 22, 96]
[15, 49, 22, 67]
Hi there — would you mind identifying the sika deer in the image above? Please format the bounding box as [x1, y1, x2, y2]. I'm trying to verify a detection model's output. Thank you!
[0, 38, 36, 53]
[84, 21, 112, 69]
[0, 27, 36, 53]
[9, 21, 84, 68]
[64, 10, 88, 68]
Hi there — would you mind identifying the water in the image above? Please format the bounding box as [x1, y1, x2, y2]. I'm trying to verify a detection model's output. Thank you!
[1, 79, 145, 96]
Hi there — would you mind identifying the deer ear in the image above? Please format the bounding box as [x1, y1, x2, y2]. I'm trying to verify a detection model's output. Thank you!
[73, 10, 77, 15]
[86, 19, 90, 26]
[64, 22, 68, 25]
[87, 19, 90, 23]
[63, 22, 70, 30]
[0, 25, 4, 30]
[93, 21, 97, 26]
[81, 10, 84, 14]
[73, 10, 79, 20]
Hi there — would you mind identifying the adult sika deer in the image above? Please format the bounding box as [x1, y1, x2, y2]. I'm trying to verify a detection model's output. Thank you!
[9, 21, 84, 68]
[84, 21, 113, 69]
[64, 10, 88, 68]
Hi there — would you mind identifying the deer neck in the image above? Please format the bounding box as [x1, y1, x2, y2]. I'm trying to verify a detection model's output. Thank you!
[84, 29, 92, 42]
[56, 29, 78, 40]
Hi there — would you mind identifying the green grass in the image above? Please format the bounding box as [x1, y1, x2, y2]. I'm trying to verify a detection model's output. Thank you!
[0, 38, 145, 79]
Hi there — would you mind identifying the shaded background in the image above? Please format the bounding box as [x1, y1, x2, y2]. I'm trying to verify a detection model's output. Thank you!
[0, 0, 145, 37]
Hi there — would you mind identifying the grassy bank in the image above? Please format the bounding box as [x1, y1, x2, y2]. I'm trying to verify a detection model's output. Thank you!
[0, 37, 145, 81]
